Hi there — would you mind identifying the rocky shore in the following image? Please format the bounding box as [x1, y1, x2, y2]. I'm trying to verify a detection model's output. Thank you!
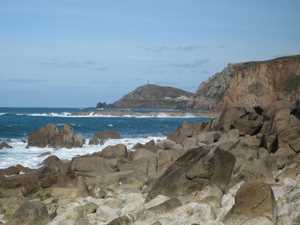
[0, 100, 299, 225]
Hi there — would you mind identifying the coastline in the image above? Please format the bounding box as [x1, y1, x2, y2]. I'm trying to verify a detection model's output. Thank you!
[70, 109, 217, 119]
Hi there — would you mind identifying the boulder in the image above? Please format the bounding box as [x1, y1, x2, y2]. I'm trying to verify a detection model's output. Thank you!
[70, 155, 115, 177]
[224, 181, 277, 225]
[0, 164, 28, 177]
[98, 144, 128, 159]
[89, 130, 120, 145]
[0, 157, 73, 195]
[156, 139, 183, 151]
[0, 172, 40, 196]
[28, 124, 84, 148]
[147, 147, 236, 201]
[133, 140, 158, 153]
[167, 122, 205, 145]
[197, 131, 221, 145]
[260, 102, 300, 153]
[119, 148, 158, 179]
[6, 200, 50, 225]
[0, 142, 12, 150]
[226, 136, 273, 183]
[212, 106, 264, 136]
[39, 155, 72, 187]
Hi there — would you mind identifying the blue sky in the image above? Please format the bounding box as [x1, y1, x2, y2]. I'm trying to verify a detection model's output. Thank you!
[0, 0, 299, 107]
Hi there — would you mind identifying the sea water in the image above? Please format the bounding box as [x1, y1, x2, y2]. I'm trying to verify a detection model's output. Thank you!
[0, 107, 209, 168]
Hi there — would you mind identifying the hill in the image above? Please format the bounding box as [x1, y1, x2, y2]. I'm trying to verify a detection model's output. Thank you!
[112, 84, 193, 109]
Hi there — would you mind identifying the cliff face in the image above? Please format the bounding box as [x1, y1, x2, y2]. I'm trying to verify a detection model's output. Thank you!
[191, 55, 300, 111]
[113, 84, 193, 109]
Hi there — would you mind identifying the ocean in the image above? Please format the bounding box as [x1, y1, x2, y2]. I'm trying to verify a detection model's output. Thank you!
[0, 107, 209, 169]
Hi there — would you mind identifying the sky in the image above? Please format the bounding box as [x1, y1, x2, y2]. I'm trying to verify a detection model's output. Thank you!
[0, 0, 299, 107]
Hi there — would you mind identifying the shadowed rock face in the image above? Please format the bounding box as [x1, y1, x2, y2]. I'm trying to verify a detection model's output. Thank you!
[28, 124, 84, 148]
[113, 84, 193, 109]
[146, 147, 236, 201]
[192, 55, 300, 111]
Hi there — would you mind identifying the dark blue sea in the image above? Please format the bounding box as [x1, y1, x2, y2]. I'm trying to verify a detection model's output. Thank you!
[0, 107, 209, 168]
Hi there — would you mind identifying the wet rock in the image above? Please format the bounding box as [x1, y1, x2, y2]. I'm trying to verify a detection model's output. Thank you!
[0, 164, 28, 177]
[0, 142, 12, 150]
[28, 124, 84, 148]
[6, 200, 50, 225]
[38, 151, 51, 157]
[89, 130, 120, 145]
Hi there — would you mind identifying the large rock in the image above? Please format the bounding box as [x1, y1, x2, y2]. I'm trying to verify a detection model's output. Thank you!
[147, 147, 236, 201]
[224, 181, 277, 225]
[39, 155, 72, 187]
[212, 106, 264, 136]
[118, 147, 183, 181]
[28, 124, 84, 148]
[89, 130, 120, 145]
[133, 140, 159, 153]
[0, 142, 12, 150]
[6, 200, 50, 225]
[167, 122, 206, 145]
[70, 155, 116, 177]
[98, 144, 128, 159]
[0, 164, 29, 177]
[119, 148, 158, 180]
[262, 102, 300, 153]
[224, 135, 274, 183]
[0, 156, 73, 194]
[0, 172, 40, 196]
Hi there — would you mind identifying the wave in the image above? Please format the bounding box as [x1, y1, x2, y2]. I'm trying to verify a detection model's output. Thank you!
[12, 112, 197, 118]
[0, 113, 6, 116]
[0, 136, 165, 169]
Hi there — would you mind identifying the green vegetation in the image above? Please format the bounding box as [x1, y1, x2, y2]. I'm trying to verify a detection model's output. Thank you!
[285, 74, 300, 93]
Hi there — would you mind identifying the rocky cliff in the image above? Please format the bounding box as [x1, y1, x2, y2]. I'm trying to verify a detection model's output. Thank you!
[191, 55, 300, 111]
[113, 84, 193, 109]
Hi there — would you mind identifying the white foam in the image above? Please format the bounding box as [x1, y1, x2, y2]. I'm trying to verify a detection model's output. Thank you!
[14, 112, 197, 118]
[0, 113, 6, 116]
[0, 136, 165, 169]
